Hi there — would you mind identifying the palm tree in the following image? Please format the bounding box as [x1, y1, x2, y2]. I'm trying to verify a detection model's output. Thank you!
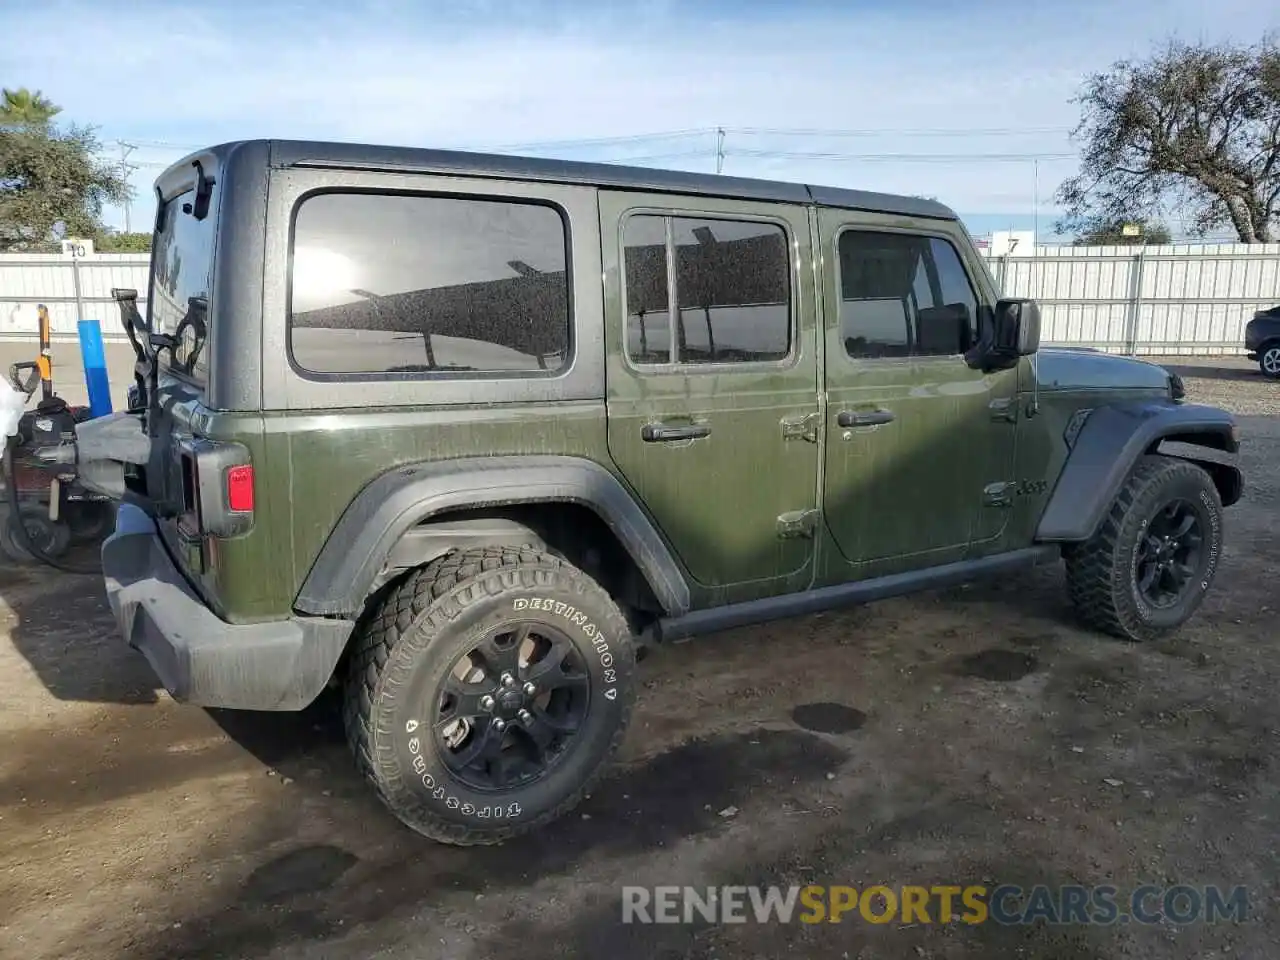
[0, 88, 61, 127]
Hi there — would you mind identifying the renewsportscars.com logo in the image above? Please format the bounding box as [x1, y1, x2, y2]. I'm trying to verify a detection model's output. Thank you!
[621, 884, 1250, 926]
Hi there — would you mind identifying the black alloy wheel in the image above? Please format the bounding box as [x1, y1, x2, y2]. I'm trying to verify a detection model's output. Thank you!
[344, 545, 635, 845]
[1133, 498, 1203, 609]
[434, 620, 591, 791]
[1065, 454, 1224, 642]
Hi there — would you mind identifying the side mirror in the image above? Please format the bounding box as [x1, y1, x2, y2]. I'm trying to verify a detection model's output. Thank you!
[994, 297, 1041, 356]
[969, 298, 1041, 371]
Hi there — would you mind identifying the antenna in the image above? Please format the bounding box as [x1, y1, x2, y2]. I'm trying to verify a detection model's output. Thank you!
[1029, 351, 1040, 418]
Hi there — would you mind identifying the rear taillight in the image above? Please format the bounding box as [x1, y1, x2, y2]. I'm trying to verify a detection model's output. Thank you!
[177, 437, 254, 538]
[226, 464, 254, 513]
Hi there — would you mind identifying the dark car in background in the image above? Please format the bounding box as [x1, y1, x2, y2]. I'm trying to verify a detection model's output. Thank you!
[1245, 306, 1280, 378]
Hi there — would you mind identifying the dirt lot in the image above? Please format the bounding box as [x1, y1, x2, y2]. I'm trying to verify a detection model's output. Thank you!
[1, 356, 1277, 960]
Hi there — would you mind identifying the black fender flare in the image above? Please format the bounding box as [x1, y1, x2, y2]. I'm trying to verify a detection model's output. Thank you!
[294, 455, 691, 618]
[1036, 401, 1242, 542]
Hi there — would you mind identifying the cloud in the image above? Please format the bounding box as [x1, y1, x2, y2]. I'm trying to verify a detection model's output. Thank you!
[3, 0, 1277, 232]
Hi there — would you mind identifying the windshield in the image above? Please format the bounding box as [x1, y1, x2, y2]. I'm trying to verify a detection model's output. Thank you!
[149, 184, 217, 385]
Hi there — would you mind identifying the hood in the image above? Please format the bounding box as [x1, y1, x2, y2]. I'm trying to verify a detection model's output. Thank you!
[1034, 348, 1172, 392]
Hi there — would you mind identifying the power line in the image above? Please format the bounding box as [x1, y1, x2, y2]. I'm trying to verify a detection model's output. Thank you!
[122, 149, 714, 170]
[101, 130, 717, 155]
[726, 125, 1073, 138]
[117, 138, 207, 151]
[100, 127, 1086, 232]
[102, 124, 1072, 155]
[474, 128, 713, 152]
[595, 149, 713, 165]
[728, 148, 1076, 163]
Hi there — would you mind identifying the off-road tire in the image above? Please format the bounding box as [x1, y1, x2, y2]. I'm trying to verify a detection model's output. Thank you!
[1065, 454, 1223, 642]
[343, 545, 636, 845]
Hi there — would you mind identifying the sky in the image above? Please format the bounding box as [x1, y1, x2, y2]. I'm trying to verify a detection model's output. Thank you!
[3, 0, 1277, 241]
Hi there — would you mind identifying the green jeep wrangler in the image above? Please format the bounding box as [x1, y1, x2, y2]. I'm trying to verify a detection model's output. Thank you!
[78, 139, 1242, 845]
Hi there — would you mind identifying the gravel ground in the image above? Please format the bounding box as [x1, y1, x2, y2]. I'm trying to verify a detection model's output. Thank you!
[0, 353, 1277, 960]
[1155, 355, 1280, 415]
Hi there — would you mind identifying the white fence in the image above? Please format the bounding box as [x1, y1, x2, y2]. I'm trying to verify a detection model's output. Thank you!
[3, 245, 1279, 354]
[0, 253, 150, 340]
[980, 243, 1280, 355]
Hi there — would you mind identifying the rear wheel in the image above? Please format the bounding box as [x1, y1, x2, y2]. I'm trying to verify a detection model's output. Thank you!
[1259, 343, 1280, 378]
[1065, 455, 1223, 641]
[343, 545, 635, 845]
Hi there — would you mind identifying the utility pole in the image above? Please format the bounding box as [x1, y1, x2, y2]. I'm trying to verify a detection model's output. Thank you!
[1032, 158, 1039, 248]
[715, 127, 725, 174]
[118, 141, 137, 233]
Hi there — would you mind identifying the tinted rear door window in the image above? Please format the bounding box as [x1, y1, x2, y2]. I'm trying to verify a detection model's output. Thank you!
[622, 214, 790, 366]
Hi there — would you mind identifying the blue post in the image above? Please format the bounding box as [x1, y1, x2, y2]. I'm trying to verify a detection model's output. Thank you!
[77, 319, 113, 418]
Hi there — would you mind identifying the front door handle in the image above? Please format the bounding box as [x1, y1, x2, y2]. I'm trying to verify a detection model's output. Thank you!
[836, 409, 895, 428]
[641, 422, 712, 443]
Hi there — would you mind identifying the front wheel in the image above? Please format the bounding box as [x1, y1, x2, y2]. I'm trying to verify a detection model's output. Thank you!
[343, 545, 635, 845]
[1259, 344, 1280, 379]
[1065, 455, 1224, 642]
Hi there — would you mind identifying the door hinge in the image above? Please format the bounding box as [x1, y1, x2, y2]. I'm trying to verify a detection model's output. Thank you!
[988, 397, 1017, 423]
[983, 481, 1015, 508]
[777, 508, 820, 538]
[781, 412, 819, 443]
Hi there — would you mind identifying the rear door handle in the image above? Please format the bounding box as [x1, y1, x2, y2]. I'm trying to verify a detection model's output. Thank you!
[641, 422, 712, 442]
[836, 409, 895, 427]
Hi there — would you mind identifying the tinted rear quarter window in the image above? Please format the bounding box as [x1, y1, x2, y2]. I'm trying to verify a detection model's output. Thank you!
[289, 193, 570, 376]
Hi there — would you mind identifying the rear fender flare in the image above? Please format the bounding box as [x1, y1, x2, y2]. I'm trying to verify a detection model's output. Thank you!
[294, 456, 691, 618]
[1036, 401, 1241, 542]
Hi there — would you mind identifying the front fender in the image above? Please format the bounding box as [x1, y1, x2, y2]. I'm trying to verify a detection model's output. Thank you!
[294, 455, 691, 618]
[1036, 401, 1241, 542]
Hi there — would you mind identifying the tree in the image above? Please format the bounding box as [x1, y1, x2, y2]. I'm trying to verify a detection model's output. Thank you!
[1073, 218, 1174, 246]
[0, 120, 131, 251]
[0, 87, 61, 128]
[97, 231, 152, 253]
[1056, 36, 1280, 243]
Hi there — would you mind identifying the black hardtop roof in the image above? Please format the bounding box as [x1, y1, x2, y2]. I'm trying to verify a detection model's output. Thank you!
[174, 138, 960, 221]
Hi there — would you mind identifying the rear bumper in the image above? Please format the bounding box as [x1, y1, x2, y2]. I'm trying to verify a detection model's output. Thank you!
[102, 503, 354, 710]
